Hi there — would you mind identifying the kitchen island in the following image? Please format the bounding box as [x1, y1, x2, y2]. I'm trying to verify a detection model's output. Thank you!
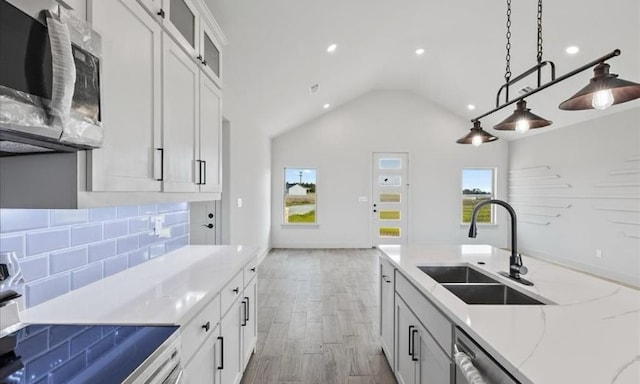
[378, 244, 640, 384]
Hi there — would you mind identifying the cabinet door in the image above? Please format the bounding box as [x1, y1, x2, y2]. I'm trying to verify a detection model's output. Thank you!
[88, 0, 162, 192]
[199, 20, 222, 86]
[184, 332, 217, 384]
[396, 295, 418, 384]
[198, 75, 222, 193]
[241, 277, 257, 370]
[162, 0, 199, 56]
[380, 259, 395, 367]
[417, 323, 453, 384]
[220, 299, 242, 384]
[162, 34, 200, 192]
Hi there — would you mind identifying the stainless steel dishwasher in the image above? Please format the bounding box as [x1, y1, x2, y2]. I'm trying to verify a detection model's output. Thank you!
[454, 328, 520, 384]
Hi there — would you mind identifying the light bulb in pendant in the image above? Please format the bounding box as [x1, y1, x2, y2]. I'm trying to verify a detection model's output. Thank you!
[515, 119, 530, 134]
[471, 135, 483, 147]
[592, 89, 614, 110]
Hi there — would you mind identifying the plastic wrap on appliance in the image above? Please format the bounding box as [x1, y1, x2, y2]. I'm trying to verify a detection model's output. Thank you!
[0, 85, 59, 134]
[46, 10, 75, 130]
[454, 348, 488, 384]
[59, 7, 102, 57]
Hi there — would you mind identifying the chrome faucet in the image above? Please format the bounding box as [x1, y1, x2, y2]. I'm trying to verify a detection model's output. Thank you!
[468, 199, 533, 286]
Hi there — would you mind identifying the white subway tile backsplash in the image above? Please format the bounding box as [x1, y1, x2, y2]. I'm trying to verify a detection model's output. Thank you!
[50, 248, 87, 274]
[1, 203, 189, 308]
[26, 229, 70, 256]
[71, 223, 103, 246]
[0, 209, 49, 233]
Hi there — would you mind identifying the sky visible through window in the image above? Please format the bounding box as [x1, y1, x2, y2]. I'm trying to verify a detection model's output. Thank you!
[462, 169, 493, 193]
[285, 168, 316, 184]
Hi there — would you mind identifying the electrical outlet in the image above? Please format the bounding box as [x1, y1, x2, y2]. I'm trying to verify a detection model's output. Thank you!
[595, 249, 602, 258]
[237, 198, 243, 208]
[151, 215, 165, 236]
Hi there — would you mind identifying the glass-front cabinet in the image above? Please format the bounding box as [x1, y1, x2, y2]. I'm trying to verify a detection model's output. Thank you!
[200, 19, 222, 86]
[137, 0, 225, 86]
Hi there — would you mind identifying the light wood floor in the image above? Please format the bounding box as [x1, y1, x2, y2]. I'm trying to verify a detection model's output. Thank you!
[240, 249, 397, 384]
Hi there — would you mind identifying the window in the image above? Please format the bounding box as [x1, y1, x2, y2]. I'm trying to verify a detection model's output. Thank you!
[284, 168, 317, 224]
[462, 168, 495, 224]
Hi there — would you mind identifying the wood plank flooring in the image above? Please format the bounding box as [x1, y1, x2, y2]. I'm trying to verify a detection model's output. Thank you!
[240, 249, 397, 384]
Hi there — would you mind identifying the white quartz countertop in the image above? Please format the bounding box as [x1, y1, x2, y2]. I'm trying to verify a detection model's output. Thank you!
[378, 244, 640, 384]
[20, 245, 258, 326]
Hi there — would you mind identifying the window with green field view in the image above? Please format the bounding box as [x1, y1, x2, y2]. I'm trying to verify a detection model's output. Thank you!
[284, 168, 317, 224]
[462, 168, 495, 224]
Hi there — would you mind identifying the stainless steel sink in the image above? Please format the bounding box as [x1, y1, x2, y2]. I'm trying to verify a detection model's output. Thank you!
[442, 283, 546, 305]
[418, 266, 499, 284]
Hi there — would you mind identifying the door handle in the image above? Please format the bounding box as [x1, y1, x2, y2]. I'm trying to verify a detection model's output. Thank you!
[155, 148, 164, 181]
[245, 296, 250, 322]
[411, 329, 419, 361]
[217, 336, 224, 370]
[202, 161, 207, 185]
[202, 223, 214, 229]
[241, 298, 248, 326]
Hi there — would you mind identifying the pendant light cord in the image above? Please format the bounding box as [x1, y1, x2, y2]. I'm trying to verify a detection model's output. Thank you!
[504, 0, 512, 82]
[537, 0, 543, 64]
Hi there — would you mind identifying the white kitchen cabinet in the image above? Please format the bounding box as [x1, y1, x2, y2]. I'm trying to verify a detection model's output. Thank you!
[160, 0, 200, 56]
[380, 257, 395, 368]
[162, 34, 200, 193]
[198, 74, 222, 192]
[219, 298, 243, 384]
[241, 276, 257, 370]
[199, 18, 223, 86]
[417, 321, 453, 384]
[87, 0, 162, 192]
[396, 295, 418, 384]
[184, 326, 218, 384]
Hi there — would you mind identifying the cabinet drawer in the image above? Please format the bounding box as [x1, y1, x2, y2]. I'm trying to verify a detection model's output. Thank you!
[243, 258, 257, 288]
[221, 270, 243, 315]
[395, 271, 452, 354]
[181, 294, 220, 363]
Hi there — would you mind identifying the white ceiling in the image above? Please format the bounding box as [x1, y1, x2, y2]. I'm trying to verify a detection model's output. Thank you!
[205, 0, 640, 139]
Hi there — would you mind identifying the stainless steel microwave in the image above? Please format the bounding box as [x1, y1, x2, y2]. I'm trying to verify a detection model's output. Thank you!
[0, 0, 103, 155]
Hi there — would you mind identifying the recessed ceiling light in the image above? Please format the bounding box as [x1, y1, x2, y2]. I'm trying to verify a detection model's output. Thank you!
[327, 44, 337, 53]
[323, 103, 330, 109]
[467, 104, 476, 110]
[415, 48, 425, 55]
[566, 46, 580, 55]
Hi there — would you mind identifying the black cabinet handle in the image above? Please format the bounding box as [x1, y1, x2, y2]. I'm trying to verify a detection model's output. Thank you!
[408, 325, 415, 356]
[245, 296, 250, 322]
[202, 321, 210, 332]
[203, 59, 207, 66]
[411, 329, 419, 361]
[155, 148, 164, 181]
[197, 55, 203, 63]
[250, 267, 256, 272]
[381, 275, 391, 283]
[232, 287, 239, 294]
[241, 299, 247, 327]
[217, 336, 224, 370]
[157, 9, 165, 18]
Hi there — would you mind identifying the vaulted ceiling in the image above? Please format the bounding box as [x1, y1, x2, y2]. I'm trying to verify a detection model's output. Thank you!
[205, 0, 640, 139]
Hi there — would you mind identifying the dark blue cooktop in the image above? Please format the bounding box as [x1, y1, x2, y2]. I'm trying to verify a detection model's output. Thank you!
[0, 324, 178, 384]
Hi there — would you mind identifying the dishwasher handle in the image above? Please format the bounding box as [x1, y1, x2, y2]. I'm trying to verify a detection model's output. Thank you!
[454, 344, 487, 384]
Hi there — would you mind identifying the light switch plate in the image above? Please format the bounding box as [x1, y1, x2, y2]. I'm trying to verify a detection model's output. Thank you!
[237, 198, 243, 208]
[358, 196, 368, 203]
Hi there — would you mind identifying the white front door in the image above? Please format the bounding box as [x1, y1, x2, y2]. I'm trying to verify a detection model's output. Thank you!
[371, 152, 409, 245]
[189, 201, 218, 244]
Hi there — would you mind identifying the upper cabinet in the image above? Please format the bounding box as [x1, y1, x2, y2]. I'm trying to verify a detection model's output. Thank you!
[88, 0, 162, 192]
[199, 19, 223, 86]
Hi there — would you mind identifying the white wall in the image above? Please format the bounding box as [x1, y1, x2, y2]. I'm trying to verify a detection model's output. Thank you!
[509, 107, 640, 287]
[271, 90, 510, 248]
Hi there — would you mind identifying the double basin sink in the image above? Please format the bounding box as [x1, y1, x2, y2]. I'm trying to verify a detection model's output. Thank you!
[418, 266, 546, 305]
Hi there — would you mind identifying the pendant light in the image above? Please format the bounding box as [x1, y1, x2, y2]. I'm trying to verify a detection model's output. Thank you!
[456, 121, 498, 146]
[494, 99, 552, 133]
[559, 62, 640, 110]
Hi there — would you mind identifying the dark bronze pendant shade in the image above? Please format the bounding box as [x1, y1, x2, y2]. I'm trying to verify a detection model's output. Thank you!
[456, 121, 499, 146]
[559, 62, 640, 110]
[493, 100, 552, 132]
